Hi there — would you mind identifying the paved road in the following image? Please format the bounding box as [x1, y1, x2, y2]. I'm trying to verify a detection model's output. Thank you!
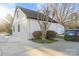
[0, 35, 79, 56]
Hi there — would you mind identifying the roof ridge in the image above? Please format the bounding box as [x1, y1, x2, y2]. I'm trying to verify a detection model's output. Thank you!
[15, 6, 57, 23]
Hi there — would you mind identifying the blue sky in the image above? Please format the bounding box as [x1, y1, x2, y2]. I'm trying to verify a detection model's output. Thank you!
[16, 3, 37, 10]
[0, 3, 43, 19]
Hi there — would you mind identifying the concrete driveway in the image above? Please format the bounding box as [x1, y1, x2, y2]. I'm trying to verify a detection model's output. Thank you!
[0, 35, 79, 56]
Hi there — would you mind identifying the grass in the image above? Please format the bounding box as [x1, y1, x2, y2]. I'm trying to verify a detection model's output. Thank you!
[30, 38, 58, 44]
[56, 35, 64, 39]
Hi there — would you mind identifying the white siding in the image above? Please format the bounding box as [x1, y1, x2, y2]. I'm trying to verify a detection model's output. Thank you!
[27, 19, 64, 39]
[28, 19, 41, 39]
[49, 23, 64, 34]
[12, 8, 27, 35]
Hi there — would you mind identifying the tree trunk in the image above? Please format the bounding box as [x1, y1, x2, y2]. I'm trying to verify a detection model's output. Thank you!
[41, 23, 47, 40]
[41, 30, 47, 40]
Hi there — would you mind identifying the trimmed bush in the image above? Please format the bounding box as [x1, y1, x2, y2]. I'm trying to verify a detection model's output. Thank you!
[64, 35, 79, 42]
[32, 31, 57, 39]
[32, 31, 42, 39]
[64, 35, 76, 41]
[46, 31, 57, 40]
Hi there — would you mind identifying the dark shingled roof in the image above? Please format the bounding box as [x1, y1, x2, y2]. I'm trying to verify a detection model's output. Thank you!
[16, 6, 57, 23]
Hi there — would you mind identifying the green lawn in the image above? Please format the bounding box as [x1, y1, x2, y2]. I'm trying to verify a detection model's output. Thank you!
[30, 38, 58, 44]
[56, 35, 64, 39]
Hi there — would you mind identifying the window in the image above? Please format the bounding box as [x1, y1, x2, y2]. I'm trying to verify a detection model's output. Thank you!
[18, 24, 20, 32]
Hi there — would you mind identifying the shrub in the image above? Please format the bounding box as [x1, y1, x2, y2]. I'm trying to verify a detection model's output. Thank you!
[32, 31, 57, 39]
[64, 35, 76, 41]
[64, 35, 79, 42]
[32, 31, 42, 39]
[46, 31, 57, 40]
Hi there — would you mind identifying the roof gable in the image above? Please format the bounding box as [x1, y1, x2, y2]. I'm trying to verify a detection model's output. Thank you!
[16, 6, 57, 23]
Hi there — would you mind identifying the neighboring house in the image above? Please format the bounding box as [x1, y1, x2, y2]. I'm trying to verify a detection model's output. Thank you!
[12, 6, 64, 39]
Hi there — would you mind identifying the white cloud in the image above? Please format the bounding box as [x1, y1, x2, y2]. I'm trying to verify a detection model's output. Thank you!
[36, 3, 45, 10]
[0, 3, 16, 19]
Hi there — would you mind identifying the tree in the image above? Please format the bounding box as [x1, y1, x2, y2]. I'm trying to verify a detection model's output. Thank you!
[4, 14, 13, 27]
[48, 3, 79, 29]
[36, 3, 79, 39]
[65, 12, 78, 29]
[37, 6, 55, 40]
[4, 14, 13, 34]
[1, 14, 13, 33]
